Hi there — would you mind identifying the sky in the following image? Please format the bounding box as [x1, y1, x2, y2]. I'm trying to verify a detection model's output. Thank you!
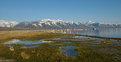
[0, 0, 121, 24]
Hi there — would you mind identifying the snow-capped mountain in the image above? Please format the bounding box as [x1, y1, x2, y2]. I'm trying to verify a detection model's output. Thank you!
[86, 21, 96, 24]
[15, 19, 90, 29]
[0, 20, 18, 28]
[0, 19, 121, 29]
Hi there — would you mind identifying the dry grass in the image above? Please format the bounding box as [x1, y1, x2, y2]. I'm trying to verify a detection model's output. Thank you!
[0, 30, 65, 42]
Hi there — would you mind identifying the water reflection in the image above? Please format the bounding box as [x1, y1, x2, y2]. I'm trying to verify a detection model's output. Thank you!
[2, 39, 53, 47]
[73, 36, 89, 39]
[55, 28, 121, 38]
[60, 46, 78, 56]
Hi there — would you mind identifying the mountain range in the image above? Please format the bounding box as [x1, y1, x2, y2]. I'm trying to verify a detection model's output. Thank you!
[0, 19, 121, 29]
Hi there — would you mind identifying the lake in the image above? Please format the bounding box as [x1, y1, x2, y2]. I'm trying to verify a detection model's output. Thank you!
[57, 28, 121, 38]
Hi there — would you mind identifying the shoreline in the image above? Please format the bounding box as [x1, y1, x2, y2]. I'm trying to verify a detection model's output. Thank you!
[73, 34, 121, 41]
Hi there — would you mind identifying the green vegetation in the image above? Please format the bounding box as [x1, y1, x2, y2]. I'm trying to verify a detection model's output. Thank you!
[0, 30, 121, 62]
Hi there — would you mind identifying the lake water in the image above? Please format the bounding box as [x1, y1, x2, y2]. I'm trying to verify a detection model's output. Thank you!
[58, 28, 121, 38]
[2, 39, 53, 48]
[60, 46, 78, 56]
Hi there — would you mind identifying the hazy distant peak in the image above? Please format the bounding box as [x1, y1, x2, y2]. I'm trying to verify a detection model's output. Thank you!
[38, 19, 63, 22]
[0, 20, 17, 22]
[87, 21, 96, 24]
[0, 20, 18, 27]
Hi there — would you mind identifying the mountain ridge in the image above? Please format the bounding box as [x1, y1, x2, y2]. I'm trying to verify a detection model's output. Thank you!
[0, 19, 121, 29]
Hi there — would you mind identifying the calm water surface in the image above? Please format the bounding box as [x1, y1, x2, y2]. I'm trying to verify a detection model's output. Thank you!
[58, 28, 121, 38]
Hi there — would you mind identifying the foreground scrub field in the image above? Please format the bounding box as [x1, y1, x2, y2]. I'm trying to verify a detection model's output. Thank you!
[0, 30, 121, 62]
